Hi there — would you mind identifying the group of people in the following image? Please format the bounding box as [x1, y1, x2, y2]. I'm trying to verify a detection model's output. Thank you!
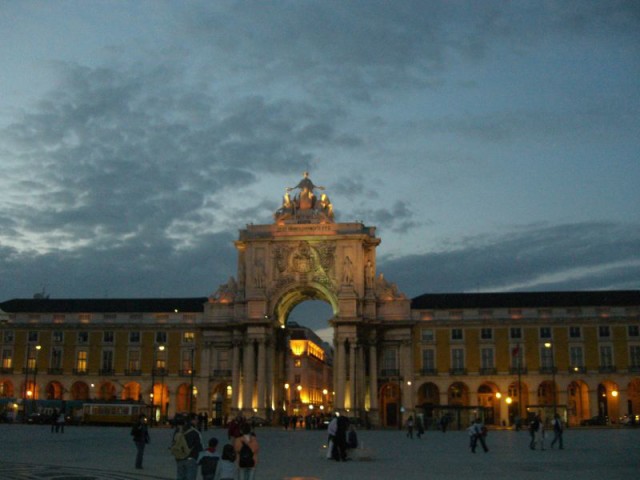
[529, 413, 564, 450]
[326, 413, 358, 461]
[131, 412, 260, 480]
[49, 408, 66, 433]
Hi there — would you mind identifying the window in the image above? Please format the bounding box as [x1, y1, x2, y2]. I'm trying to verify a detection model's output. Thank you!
[451, 329, 463, 341]
[155, 331, 167, 344]
[600, 345, 613, 368]
[480, 328, 493, 340]
[511, 345, 524, 368]
[569, 326, 581, 339]
[510, 328, 522, 340]
[183, 331, 195, 343]
[76, 351, 88, 373]
[628, 325, 639, 338]
[101, 350, 114, 372]
[78, 332, 89, 344]
[215, 350, 229, 371]
[129, 331, 140, 344]
[422, 348, 435, 371]
[421, 328, 434, 342]
[539, 327, 552, 339]
[540, 346, 554, 369]
[181, 350, 194, 374]
[570, 346, 584, 368]
[630, 346, 640, 368]
[51, 348, 63, 370]
[294, 359, 302, 368]
[294, 374, 301, 384]
[3, 330, 14, 343]
[1, 349, 12, 369]
[28, 331, 39, 343]
[53, 331, 64, 343]
[481, 348, 494, 369]
[381, 348, 398, 373]
[103, 331, 114, 344]
[599, 326, 611, 338]
[128, 350, 140, 372]
[451, 348, 465, 369]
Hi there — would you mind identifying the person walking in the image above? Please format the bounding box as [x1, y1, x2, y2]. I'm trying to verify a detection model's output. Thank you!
[173, 414, 203, 480]
[535, 415, 546, 451]
[550, 413, 564, 450]
[416, 415, 425, 439]
[405, 415, 414, 439]
[234, 423, 259, 480]
[130, 414, 150, 470]
[197, 437, 220, 480]
[217, 444, 238, 480]
[469, 418, 489, 453]
[528, 415, 539, 450]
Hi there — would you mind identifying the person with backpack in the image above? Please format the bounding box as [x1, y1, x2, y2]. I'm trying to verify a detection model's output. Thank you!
[216, 444, 238, 480]
[172, 415, 203, 480]
[550, 413, 564, 450]
[234, 423, 259, 480]
[197, 437, 220, 480]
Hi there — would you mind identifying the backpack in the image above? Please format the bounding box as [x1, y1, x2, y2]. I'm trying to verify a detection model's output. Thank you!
[238, 441, 255, 468]
[170, 430, 192, 460]
[198, 455, 220, 476]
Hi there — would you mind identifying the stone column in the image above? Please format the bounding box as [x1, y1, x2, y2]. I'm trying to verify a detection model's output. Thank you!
[257, 338, 267, 413]
[231, 340, 241, 411]
[369, 343, 378, 411]
[349, 341, 356, 411]
[357, 343, 366, 413]
[335, 338, 346, 410]
[242, 339, 255, 412]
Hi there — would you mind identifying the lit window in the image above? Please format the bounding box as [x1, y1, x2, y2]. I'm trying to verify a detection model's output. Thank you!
[183, 332, 195, 343]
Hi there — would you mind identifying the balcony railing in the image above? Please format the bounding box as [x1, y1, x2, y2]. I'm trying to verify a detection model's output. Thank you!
[569, 366, 586, 374]
[48, 368, 64, 375]
[125, 369, 142, 376]
[628, 365, 640, 373]
[479, 367, 497, 375]
[73, 368, 88, 375]
[539, 366, 558, 374]
[0, 367, 13, 374]
[598, 365, 617, 373]
[99, 368, 115, 376]
[449, 368, 467, 375]
[152, 368, 168, 376]
[212, 369, 232, 377]
[509, 366, 528, 374]
[420, 368, 438, 376]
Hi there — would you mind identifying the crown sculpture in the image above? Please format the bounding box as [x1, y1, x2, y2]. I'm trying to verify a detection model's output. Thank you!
[274, 172, 334, 224]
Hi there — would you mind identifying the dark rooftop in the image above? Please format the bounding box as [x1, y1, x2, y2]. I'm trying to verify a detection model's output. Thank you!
[0, 297, 208, 314]
[410, 290, 640, 310]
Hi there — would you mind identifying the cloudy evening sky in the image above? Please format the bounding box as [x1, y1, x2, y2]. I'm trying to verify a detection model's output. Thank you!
[1, 0, 639, 323]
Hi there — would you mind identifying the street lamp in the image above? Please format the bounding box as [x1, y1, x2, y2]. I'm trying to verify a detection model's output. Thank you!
[150, 344, 165, 425]
[189, 348, 195, 414]
[544, 342, 557, 416]
[23, 343, 41, 422]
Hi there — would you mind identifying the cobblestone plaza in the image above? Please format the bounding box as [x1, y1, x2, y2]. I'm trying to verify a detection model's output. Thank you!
[1, 424, 638, 480]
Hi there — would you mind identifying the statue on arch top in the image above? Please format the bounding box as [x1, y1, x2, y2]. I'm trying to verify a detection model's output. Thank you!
[274, 172, 334, 224]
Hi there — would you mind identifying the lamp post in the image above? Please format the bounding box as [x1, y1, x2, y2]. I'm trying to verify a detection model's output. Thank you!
[150, 344, 165, 426]
[544, 342, 557, 416]
[189, 348, 195, 414]
[31, 345, 42, 417]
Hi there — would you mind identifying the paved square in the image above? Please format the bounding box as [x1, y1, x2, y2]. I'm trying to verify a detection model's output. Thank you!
[1, 424, 639, 480]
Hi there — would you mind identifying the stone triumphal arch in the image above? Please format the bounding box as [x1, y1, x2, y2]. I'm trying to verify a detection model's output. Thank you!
[202, 173, 411, 425]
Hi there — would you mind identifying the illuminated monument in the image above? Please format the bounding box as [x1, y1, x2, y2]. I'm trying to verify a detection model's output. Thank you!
[206, 172, 409, 424]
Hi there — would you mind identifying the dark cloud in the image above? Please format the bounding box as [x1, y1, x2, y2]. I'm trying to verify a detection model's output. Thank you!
[380, 221, 640, 297]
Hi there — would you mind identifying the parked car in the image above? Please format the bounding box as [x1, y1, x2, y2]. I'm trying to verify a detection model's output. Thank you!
[580, 415, 608, 426]
[248, 416, 270, 427]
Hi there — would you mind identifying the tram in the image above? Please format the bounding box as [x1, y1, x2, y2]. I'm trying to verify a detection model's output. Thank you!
[81, 402, 151, 425]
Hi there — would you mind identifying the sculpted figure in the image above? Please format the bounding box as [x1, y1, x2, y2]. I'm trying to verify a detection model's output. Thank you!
[365, 260, 375, 288]
[342, 256, 354, 285]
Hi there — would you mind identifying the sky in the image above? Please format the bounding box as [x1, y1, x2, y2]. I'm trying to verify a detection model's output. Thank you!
[1, 1, 639, 337]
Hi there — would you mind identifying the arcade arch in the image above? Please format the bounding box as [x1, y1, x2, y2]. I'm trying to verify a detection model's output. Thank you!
[45, 381, 64, 400]
[628, 378, 640, 417]
[567, 380, 589, 426]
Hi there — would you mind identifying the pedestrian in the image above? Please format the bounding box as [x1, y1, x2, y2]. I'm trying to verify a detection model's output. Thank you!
[56, 410, 66, 433]
[172, 414, 203, 480]
[333, 413, 349, 461]
[416, 415, 425, 439]
[50, 409, 58, 433]
[197, 437, 220, 480]
[234, 423, 259, 480]
[535, 415, 545, 451]
[327, 415, 337, 459]
[440, 414, 449, 433]
[130, 414, 150, 470]
[346, 424, 359, 450]
[528, 415, 539, 450]
[217, 444, 238, 480]
[550, 413, 564, 450]
[469, 418, 489, 453]
[406, 415, 414, 439]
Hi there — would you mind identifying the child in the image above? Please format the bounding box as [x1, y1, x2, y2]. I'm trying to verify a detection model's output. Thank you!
[197, 437, 220, 480]
[216, 444, 237, 480]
